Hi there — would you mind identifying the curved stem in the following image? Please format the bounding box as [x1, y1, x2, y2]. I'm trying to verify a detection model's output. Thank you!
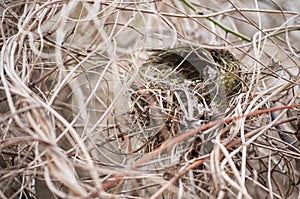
[180, 0, 252, 42]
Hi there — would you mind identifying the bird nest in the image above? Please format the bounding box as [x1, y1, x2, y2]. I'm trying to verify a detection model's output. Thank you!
[1, 1, 300, 198]
[128, 46, 242, 156]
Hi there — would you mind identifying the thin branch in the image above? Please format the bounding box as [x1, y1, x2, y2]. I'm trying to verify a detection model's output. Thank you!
[180, 0, 252, 42]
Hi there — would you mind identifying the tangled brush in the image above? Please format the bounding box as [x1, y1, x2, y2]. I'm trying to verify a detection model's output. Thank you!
[1, 1, 300, 198]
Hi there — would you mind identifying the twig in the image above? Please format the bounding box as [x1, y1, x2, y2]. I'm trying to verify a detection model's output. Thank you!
[28, 66, 58, 87]
[180, 0, 252, 42]
[101, 103, 300, 191]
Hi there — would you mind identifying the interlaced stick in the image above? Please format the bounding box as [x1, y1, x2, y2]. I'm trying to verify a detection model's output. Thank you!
[101, 103, 300, 191]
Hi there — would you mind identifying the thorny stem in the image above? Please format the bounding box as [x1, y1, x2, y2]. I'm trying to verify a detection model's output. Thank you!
[131, 103, 300, 168]
[180, 0, 252, 42]
[101, 103, 300, 191]
[150, 114, 299, 199]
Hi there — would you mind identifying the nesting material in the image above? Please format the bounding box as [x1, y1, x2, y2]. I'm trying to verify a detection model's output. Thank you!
[1, 1, 300, 198]
[129, 46, 242, 156]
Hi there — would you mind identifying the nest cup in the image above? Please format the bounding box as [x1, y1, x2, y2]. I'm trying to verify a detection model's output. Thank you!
[129, 45, 241, 155]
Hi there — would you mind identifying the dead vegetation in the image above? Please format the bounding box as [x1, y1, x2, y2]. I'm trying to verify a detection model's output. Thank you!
[1, 0, 300, 198]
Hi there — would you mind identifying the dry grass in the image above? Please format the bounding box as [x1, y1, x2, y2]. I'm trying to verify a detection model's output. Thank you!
[1, 0, 300, 198]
